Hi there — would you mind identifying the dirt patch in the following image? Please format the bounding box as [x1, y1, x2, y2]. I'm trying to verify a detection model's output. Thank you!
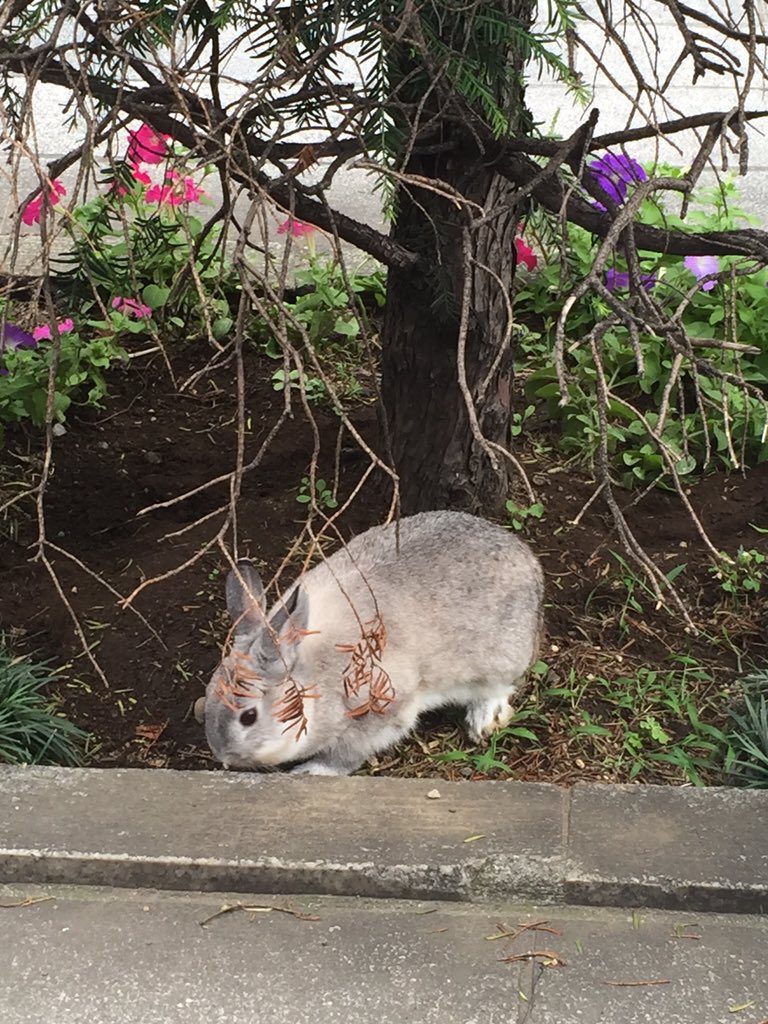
[1, 345, 766, 781]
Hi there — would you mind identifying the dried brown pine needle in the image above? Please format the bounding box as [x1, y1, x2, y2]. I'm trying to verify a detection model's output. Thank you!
[337, 614, 397, 717]
[500, 950, 566, 968]
[211, 648, 264, 711]
[0, 896, 54, 909]
[280, 622, 321, 647]
[200, 903, 320, 926]
[602, 979, 671, 987]
[275, 680, 320, 740]
[487, 920, 562, 941]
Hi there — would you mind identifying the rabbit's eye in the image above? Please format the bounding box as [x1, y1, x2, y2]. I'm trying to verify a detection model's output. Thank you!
[239, 708, 258, 727]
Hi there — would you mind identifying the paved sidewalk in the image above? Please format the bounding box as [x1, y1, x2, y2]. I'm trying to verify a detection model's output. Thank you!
[1, 884, 766, 1024]
[1, 767, 766, 1023]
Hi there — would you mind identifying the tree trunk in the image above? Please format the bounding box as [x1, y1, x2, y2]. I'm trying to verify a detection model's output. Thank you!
[382, 167, 520, 514]
[380, 1, 534, 515]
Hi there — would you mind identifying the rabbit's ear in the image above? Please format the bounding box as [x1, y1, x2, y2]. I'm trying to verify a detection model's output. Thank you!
[261, 585, 310, 662]
[225, 560, 266, 639]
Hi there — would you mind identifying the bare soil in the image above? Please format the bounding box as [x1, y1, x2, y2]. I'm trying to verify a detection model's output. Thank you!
[1, 344, 766, 782]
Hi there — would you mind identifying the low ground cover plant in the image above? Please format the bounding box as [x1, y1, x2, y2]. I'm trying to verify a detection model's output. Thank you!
[513, 162, 768, 487]
[0, 643, 89, 766]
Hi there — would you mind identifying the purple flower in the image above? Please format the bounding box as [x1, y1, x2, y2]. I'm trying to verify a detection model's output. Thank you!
[589, 152, 648, 210]
[0, 322, 38, 375]
[605, 269, 657, 292]
[606, 269, 630, 291]
[684, 255, 719, 291]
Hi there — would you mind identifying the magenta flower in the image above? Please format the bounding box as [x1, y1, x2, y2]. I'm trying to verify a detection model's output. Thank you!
[277, 217, 316, 237]
[32, 318, 75, 342]
[145, 183, 177, 205]
[0, 322, 38, 375]
[112, 296, 152, 319]
[146, 171, 206, 206]
[183, 177, 205, 202]
[127, 124, 170, 165]
[21, 180, 67, 226]
[515, 237, 538, 272]
[605, 269, 657, 292]
[131, 163, 152, 186]
[684, 255, 719, 291]
[589, 152, 647, 210]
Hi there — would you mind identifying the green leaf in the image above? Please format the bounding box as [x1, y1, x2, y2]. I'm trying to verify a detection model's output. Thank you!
[142, 284, 171, 309]
[502, 727, 540, 743]
[334, 316, 360, 337]
[186, 215, 203, 237]
[675, 455, 697, 475]
[212, 316, 233, 340]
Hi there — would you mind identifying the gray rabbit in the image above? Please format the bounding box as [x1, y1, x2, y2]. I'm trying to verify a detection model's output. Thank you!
[200, 510, 544, 775]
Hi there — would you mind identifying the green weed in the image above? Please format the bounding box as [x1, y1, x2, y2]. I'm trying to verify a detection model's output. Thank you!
[434, 710, 541, 776]
[726, 669, 768, 788]
[542, 657, 730, 784]
[271, 368, 326, 401]
[709, 548, 765, 602]
[505, 499, 545, 533]
[0, 645, 90, 766]
[296, 475, 338, 511]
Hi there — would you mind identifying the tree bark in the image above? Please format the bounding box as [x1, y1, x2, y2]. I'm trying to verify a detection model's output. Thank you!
[381, 165, 520, 514]
[380, 1, 535, 515]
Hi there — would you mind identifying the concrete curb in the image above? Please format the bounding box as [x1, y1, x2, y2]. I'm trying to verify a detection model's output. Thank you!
[1, 766, 766, 913]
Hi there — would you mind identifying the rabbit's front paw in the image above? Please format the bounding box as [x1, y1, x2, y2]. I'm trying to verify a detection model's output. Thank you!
[466, 695, 516, 744]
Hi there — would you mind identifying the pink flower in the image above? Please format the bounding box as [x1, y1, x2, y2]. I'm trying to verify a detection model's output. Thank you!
[112, 296, 152, 319]
[131, 163, 152, 186]
[21, 180, 67, 226]
[146, 183, 180, 206]
[277, 217, 315, 237]
[24, 198, 44, 224]
[145, 173, 206, 207]
[183, 177, 205, 202]
[515, 237, 538, 272]
[127, 124, 169, 165]
[31, 318, 75, 341]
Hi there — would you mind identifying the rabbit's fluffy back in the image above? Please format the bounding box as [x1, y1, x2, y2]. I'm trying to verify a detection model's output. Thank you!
[298, 509, 542, 686]
[204, 510, 543, 772]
